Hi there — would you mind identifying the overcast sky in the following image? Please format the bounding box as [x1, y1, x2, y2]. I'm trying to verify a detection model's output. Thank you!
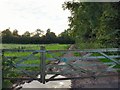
[0, 0, 72, 35]
[0, 0, 119, 35]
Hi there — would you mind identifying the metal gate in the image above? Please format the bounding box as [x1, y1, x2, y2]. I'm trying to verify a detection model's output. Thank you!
[2, 46, 120, 84]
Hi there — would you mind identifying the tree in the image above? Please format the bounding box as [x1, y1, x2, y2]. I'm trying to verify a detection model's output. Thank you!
[13, 29, 19, 37]
[2, 28, 12, 37]
[63, 1, 120, 48]
[97, 2, 120, 48]
[1, 28, 75, 44]
[58, 29, 75, 44]
[2, 28, 13, 43]
[22, 31, 31, 37]
[44, 29, 57, 43]
[32, 29, 44, 37]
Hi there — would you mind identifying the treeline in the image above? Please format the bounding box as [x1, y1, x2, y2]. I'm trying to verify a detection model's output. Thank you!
[63, 2, 120, 49]
[1, 28, 75, 44]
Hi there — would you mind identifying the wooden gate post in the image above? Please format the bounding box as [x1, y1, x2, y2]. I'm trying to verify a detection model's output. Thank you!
[40, 46, 46, 84]
[1, 50, 4, 88]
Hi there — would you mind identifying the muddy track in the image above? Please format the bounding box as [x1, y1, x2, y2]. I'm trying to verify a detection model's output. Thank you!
[62, 45, 119, 88]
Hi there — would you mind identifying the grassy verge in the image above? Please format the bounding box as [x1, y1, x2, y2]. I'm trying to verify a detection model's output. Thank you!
[91, 52, 120, 71]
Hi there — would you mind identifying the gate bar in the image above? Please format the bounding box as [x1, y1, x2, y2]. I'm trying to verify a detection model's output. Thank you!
[98, 52, 120, 65]
[45, 73, 118, 82]
[3, 73, 118, 81]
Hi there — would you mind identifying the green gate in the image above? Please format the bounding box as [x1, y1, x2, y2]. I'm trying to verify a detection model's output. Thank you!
[2, 47, 120, 84]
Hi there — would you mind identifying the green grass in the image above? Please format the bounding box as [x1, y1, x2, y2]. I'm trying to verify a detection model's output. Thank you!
[3, 44, 69, 65]
[91, 52, 120, 71]
[74, 52, 82, 56]
[3, 44, 69, 74]
[2, 44, 70, 88]
[1, 44, 40, 49]
[91, 53, 112, 62]
[1, 44, 69, 50]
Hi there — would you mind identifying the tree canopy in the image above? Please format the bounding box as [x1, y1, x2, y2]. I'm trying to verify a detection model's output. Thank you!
[1, 28, 75, 44]
[63, 1, 120, 48]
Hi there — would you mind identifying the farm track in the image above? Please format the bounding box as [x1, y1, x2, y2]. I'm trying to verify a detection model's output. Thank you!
[62, 45, 119, 88]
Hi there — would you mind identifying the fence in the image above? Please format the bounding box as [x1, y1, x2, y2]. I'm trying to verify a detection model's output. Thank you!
[2, 47, 120, 84]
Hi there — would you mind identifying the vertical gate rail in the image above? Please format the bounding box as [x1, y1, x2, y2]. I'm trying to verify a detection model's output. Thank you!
[40, 46, 46, 84]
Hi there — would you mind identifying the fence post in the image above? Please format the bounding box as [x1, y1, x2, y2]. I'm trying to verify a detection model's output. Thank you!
[40, 46, 46, 84]
[1, 50, 4, 89]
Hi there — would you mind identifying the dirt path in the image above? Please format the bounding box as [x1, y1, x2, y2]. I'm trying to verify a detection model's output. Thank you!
[16, 45, 119, 89]
[62, 45, 119, 88]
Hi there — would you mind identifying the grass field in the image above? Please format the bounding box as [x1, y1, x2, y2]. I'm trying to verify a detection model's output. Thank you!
[2, 44, 119, 88]
[1, 44, 69, 50]
[2, 44, 69, 67]
[2, 44, 70, 67]
[2, 44, 70, 88]
[2, 44, 69, 64]
[2, 44, 69, 65]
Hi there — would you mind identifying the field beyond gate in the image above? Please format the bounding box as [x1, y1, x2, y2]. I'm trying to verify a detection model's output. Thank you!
[2, 45, 120, 88]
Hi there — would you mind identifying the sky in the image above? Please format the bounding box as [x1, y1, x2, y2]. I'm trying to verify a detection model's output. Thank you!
[0, 0, 72, 35]
[0, 0, 119, 35]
